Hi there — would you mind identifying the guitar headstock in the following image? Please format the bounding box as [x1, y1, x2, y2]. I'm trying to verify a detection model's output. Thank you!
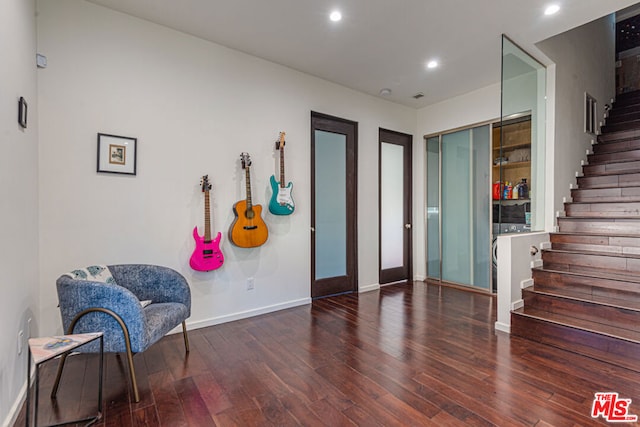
[200, 175, 212, 192]
[240, 152, 252, 169]
[276, 131, 286, 150]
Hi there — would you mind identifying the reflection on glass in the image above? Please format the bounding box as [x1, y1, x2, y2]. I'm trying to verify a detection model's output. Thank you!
[315, 130, 347, 279]
[501, 35, 546, 232]
[381, 142, 404, 269]
[441, 126, 490, 289]
[442, 130, 472, 285]
[426, 136, 440, 279]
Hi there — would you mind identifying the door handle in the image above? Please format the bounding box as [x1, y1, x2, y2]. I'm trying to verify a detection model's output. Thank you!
[405, 224, 411, 229]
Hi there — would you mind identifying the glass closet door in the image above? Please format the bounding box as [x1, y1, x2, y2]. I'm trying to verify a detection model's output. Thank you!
[436, 125, 490, 289]
[426, 136, 440, 279]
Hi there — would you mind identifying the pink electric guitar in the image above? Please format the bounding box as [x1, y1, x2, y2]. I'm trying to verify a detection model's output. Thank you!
[190, 175, 224, 271]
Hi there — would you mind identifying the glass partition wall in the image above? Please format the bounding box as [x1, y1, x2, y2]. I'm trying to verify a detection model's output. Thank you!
[425, 36, 546, 293]
[499, 35, 546, 233]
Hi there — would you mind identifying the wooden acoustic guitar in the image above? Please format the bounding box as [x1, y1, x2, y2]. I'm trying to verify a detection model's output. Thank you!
[269, 131, 295, 215]
[190, 175, 224, 271]
[229, 153, 269, 247]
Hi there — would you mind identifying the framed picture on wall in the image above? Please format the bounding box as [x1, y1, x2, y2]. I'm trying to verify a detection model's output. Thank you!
[97, 133, 137, 175]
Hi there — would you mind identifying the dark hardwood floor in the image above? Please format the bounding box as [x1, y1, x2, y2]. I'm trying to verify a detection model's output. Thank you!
[14, 282, 640, 426]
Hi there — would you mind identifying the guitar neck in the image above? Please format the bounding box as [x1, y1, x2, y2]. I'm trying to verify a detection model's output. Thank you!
[245, 167, 253, 210]
[279, 146, 285, 188]
[204, 190, 212, 241]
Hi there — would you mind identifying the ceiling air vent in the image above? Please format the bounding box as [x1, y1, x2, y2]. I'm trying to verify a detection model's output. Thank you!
[412, 92, 424, 99]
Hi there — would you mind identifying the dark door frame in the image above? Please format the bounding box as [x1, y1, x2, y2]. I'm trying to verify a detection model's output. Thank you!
[378, 128, 413, 284]
[310, 111, 358, 298]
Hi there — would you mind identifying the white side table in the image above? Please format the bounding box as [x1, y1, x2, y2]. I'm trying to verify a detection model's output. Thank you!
[26, 332, 103, 427]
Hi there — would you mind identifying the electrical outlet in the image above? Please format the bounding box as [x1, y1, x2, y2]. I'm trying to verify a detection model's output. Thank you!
[246, 277, 255, 290]
[17, 330, 24, 355]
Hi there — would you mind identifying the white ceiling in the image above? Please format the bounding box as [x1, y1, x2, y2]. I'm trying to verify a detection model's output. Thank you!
[87, 0, 640, 108]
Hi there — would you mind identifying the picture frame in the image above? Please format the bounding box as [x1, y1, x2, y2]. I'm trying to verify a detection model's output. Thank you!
[18, 97, 27, 129]
[97, 133, 137, 175]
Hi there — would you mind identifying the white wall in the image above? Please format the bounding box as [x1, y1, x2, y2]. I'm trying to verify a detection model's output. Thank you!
[36, 0, 416, 338]
[537, 15, 617, 218]
[495, 232, 547, 333]
[0, 0, 39, 425]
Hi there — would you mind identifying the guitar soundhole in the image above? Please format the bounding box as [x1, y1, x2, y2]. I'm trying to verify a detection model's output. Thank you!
[245, 209, 255, 219]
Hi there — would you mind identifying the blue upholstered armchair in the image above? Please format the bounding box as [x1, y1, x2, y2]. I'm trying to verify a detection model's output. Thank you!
[52, 264, 191, 402]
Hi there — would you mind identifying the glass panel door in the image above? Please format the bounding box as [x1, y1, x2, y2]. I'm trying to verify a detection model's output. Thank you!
[311, 112, 357, 298]
[380, 142, 404, 270]
[379, 129, 412, 284]
[315, 130, 347, 280]
[426, 136, 440, 279]
[435, 125, 490, 290]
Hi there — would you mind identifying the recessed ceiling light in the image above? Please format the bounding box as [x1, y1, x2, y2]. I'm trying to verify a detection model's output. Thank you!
[544, 4, 560, 15]
[379, 88, 392, 96]
[426, 60, 439, 69]
[329, 10, 342, 22]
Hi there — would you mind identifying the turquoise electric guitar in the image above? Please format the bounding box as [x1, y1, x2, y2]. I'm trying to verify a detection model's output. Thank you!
[269, 132, 295, 215]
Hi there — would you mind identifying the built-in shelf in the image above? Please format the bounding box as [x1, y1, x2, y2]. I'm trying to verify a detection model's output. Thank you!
[492, 161, 530, 169]
[492, 198, 530, 205]
[492, 142, 531, 151]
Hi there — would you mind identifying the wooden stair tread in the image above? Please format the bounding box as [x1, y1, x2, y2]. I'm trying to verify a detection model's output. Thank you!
[525, 286, 640, 312]
[551, 230, 640, 239]
[543, 247, 640, 258]
[567, 199, 640, 205]
[559, 216, 640, 222]
[512, 307, 640, 344]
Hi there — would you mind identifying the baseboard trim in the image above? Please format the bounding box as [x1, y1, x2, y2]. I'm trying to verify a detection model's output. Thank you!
[172, 298, 312, 333]
[413, 275, 426, 282]
[359, 283, 380, 293]
[3, 375, 28, 427]
[494, 321, 511, 334]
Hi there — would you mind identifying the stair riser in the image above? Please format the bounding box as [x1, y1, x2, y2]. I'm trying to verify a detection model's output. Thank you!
[588, 150, 640, 164]
[593, 139, 640, 154]
[558, 218, 640, 235]
[571, 187, 640, 202]
[565, 202, 640, 218]
[511, 313, 640, 372]
[601, 121, 640, 133]
[532, 269, 640, 301]
[543, 250, 640, 275]
[523, 290, 639, 331]
[550, 234, 640, 255]
[577, 174, 640, 189]
[605, 110, 640, 124]
[607, 101, 640, 117]
[613, 94, 640, 107]
[583, 161, 640, 176]
[597, 129, 640, 143]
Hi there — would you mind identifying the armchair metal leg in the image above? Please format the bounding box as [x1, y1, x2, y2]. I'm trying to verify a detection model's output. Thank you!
[57, 307, 141, 403]
[50, 353, 69, 398]
[124, 344, 140, 402]
[182, 321, 190, 353]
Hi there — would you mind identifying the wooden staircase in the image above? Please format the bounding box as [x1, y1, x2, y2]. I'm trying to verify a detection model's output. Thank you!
[511, 90, 640, 371]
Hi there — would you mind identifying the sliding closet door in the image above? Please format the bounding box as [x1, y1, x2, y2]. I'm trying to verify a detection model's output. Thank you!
[426, 136, 440, 279]
[441, 126, 490, 289]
